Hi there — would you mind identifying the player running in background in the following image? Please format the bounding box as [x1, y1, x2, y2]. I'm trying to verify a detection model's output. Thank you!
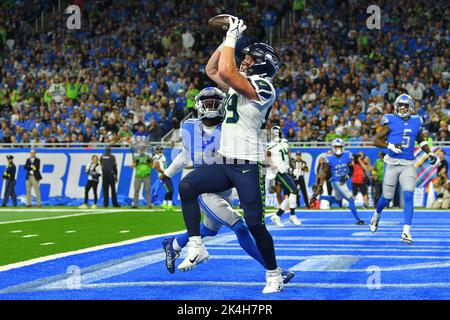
[311, 138, 365, 225]
[153, 145, 174, 210]
[160, 87, 293, 283]
[178, 16, 285, 293]
[371, 94, 437, 244]
[267, 126, 301, 227]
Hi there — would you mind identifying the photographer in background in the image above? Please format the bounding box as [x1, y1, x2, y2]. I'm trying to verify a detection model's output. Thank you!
[351, 151, 370, 208]
[100, 146, 120, 208]
[433, 174, 450, 209]
[79, 155, 101, 209]
[292, 152, 310, 208]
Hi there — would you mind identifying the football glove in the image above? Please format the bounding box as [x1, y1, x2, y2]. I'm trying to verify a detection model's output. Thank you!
[428, 152, 437, 165]
[387, 143, 403, 154]
[223, 16, 247, 48]
[339, 175, 350, 184]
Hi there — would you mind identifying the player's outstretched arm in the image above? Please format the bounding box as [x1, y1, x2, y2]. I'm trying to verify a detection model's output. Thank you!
[206, 47, 229, 91]
[219, 46, 259, 101]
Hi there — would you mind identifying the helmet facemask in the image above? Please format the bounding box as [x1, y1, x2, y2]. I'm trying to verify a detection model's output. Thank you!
[195, 88, 225, 125]
[394, 102, 412, 119]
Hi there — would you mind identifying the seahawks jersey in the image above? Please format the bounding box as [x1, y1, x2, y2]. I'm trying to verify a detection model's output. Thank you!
[325, 151, 353, 182]
[219, 74, 276, 162]
[181, 118, 221, 167]
[381, 114, 422, 165]
[267, 138, 290, 174]
[153, 153, 167, 170]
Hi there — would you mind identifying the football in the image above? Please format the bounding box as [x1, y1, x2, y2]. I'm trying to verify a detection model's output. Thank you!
[208, 14, 233, 36]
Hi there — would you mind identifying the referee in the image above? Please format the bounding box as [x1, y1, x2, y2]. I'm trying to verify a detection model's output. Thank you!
[292, 152, 310, 209]
[2, 155, 17, 207]
[100, 146, 120, 208]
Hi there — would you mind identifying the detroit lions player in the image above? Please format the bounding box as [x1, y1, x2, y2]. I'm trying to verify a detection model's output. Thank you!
[267, 126, 301, 227]
[178, 16, 284, 293]
[313, 138, 365, 225]
[160, 87, 293, 283]
[371, 94, 437, 244]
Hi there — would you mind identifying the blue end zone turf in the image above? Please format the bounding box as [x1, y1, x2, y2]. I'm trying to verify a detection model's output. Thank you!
[1, 210, 450, 300]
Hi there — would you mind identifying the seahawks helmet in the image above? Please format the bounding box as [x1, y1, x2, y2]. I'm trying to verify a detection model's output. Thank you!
[241, 43, 281, 78]
[194, 87, 226, 120]
[272, 125, 282, 142]
[331, 138, 345, 156]
[393, 94, 414, 119]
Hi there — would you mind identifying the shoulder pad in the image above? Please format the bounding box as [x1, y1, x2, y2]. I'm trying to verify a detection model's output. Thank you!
[380, 114, 392, 126]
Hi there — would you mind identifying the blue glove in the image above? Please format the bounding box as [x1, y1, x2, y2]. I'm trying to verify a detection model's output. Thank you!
[151, 179, 164, 202]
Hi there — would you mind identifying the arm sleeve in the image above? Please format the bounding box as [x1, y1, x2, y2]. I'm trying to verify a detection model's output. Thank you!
[163, 151, 185, 178]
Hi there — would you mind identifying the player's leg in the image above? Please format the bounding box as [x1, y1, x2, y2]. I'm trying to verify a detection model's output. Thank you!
[399, 164, 417, 244]
[178, 164, 232, 270]
[371, 164, 400, 232]
[143, 176, 152, 207]
[11, 181, 17, 207]
[334, 181, 364, 224]
[163, 179, 174, 209]
[102, 178, 109, 207]
[92, 181, 98, 208]
[272, 195, 288, 227]
[227, 162, 283, 293]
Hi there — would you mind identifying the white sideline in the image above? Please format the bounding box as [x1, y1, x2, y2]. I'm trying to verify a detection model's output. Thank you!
[0, 229, 186, 272]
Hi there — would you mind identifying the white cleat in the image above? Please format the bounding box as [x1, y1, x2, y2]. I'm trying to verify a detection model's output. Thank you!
[178, 238, 209, 272]
[262, 268, 284, 294]
[90, 204, 97, 209]
[370, 212, 380, 233]
[401, 232, 413, 245]
[78, 204, 88, 209]
[289, 215, 302, 226]
[271, 215, 284, 227]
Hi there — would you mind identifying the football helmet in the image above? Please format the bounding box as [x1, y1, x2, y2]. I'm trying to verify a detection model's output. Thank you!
[393, 94, 414, 119]
[272, 126, 282, 142]
[332, 138, 345, 156]
[194, 87, 226, 120]
[241, 43, 281, 78]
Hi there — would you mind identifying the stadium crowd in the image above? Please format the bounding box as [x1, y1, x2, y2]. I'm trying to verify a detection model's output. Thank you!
[0, 0, 449, 148]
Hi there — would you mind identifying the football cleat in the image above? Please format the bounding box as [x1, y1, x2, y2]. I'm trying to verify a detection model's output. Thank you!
[281, 269, 295, 284]
[289, 215, 302, 226]
[370, 212, 380, 233]
[271, 215, 284, 227]
[90, 204, 97, 209]
[401, 232, 413, 244]
[262, 268, 284, 294]
[178, 238, 209, 271]
[162, 237, 180, 274]
[356, 220, 366, 225]
[78, 204, 88, 209]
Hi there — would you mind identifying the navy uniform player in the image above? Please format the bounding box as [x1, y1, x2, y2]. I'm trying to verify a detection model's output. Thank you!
[267, 126, 301, 227]
[371, 94, 437, 244]
[160, 87, 294, 283]
[312, 138, 365, 225]
[178, 16, 285, 293]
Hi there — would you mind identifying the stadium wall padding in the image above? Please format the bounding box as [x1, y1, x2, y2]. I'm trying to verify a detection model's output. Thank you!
[0, 147, 448, 207]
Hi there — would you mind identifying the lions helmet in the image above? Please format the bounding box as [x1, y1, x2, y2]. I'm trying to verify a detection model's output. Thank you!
[194, 87, 226, 120]
[393, 94, 414, 119]
[241, 43, 281, 78]
[272, 126, 282, 142]
[332, 138, 345, 156]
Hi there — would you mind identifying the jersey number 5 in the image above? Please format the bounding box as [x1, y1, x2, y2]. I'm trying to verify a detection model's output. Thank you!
[402, 129, 412, 148]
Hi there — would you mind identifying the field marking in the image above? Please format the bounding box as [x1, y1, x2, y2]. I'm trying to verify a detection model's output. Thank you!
[207, 245, 450, 254]
[0, 229, 187, 272]
[275, 225, 450, 230]
[291, 255, 359, 271]
[40, 243, 55, 246]
[65, 230, 76, 234]
[119, 230, 130, 234]
[22, 234, 38, 238]
[10, 230, 23, 233]
[273, 236, 450, 243]
[19, 280, 450, 291]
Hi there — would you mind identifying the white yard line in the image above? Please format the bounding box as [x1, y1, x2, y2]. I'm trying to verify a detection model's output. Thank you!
[0, 229, 186, 272]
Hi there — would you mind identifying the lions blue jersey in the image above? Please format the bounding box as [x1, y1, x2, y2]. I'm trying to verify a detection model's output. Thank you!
[325, 151, 352, 182]
[181, 118, 221, 168]
[381, 114, 422, 161]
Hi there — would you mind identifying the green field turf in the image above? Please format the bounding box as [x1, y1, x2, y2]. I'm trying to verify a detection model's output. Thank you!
[0, 207, 186, 266]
